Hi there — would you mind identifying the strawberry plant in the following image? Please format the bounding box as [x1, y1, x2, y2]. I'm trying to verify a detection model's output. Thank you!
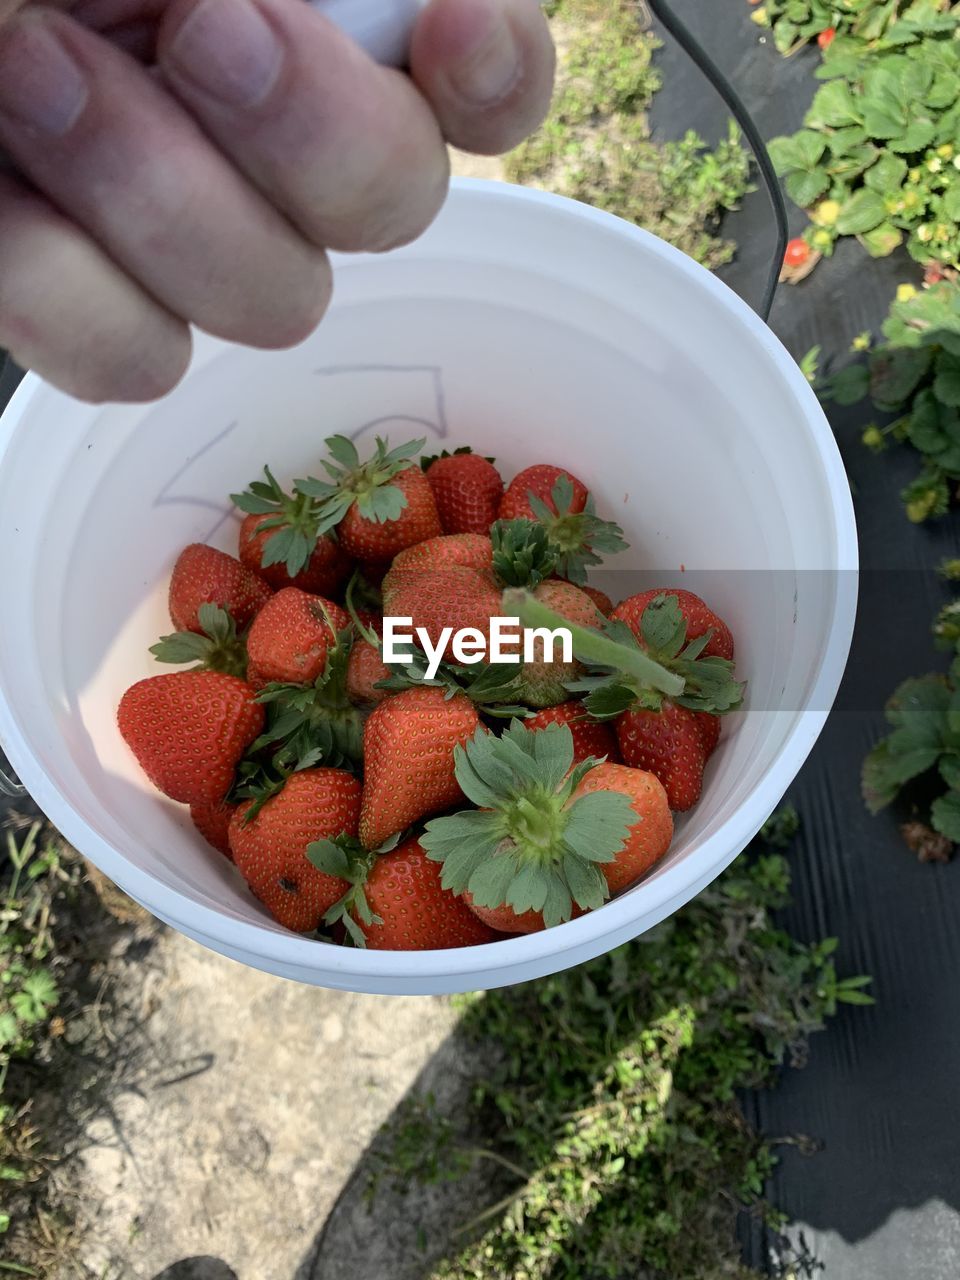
[371, 811, 872, 1280]
[819, 280, 960, 520]
[863, 570, 960, 854]
[508, 0, 752, 268]
[760, 0, 960, 267]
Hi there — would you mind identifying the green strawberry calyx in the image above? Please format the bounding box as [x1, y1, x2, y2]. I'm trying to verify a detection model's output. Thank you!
[420, 721, 636, 928]
[526, 475, 629, 585]
[491, 519, 559, 589]
[230, 465, 329, 579]
[308, 833, 402, 947]
[297, 435, 425, 532]
[503, 590, 744, 717]
[250, 622, 364, 775]
[150, 604, 248, 679]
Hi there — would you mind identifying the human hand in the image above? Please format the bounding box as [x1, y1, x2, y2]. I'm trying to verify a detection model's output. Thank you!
[0, 0, 554, 402]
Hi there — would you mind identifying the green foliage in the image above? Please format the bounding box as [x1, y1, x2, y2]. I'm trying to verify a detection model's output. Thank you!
[372, 813, 871, 1280]
[507, 0, 753, 268]
[863, 585, 960, 845]
[820, 282, 960, 520]
[0, 823, 74, 1233]
[762, 0, 960, 264]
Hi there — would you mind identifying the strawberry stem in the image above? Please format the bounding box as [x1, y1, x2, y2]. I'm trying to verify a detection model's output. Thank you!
[502, 590, 686, 699]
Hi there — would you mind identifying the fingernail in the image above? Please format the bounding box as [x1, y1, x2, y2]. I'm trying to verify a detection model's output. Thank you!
[452, 0, 522, 107]
[0, 18, 89, 137]
[166, 0, 283, 108]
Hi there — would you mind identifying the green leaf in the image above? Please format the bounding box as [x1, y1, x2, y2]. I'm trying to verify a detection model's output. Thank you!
[786, 168, 831, 208]
[561, 853, 609, 912]
[932, 791, 960, 842]
[805, 80, 861, 128]
[767, 135, 803, 175]
[934, 353, 960, 408]
[505, 862, 551, 914]
[793, 130, 827, 169]
[870, 346, 933, 409]
[468, 853, 522, 910]
[938, 754, 960, 790]
[860, 223, 903, 258]
[863, 153, 908, 193]
[563, 792, 635, 863]
[836, 190, 887, 236]
[826, 362, 870, 406]
[889, 120, 936, 153]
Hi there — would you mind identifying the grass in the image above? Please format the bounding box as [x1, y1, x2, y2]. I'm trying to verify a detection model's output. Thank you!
[506, 0, 754, 269]
[369, 810, 871, 1280]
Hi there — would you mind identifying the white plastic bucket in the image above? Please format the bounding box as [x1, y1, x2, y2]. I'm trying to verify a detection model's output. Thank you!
[0, 179, 857, 994]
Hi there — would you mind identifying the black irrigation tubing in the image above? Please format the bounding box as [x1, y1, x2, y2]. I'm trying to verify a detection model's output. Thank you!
[645, 0, 790, 322]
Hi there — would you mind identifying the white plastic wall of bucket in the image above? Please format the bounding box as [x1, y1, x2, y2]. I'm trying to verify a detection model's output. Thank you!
[0, 181, 858, 995]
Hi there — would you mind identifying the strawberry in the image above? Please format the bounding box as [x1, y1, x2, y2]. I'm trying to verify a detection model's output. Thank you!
[359, 686, 480, 849]
[346, 612, 391, 706]
[245, 588, 349, 689]
[229, 767, 362, 933]
[519, 579, 605, 708]
[695, 711, 721, 758]
[382, 534, 502, 651]
[422, 720, 671, 929]
[464, 897, 550, 935]
[232, 466, 352, 588]
[297, 435, 441, 563]
[239, 514, 351, 597]
[504, 589, 743, 812]
[612, 589, 735, 662]
[423, 449, 504, 536]
[817, 25, 836, 48]
[168, 544, 271, 635]
[118, 671, 264, 806]
[501, 471, 627, 585]
[784, 237, 811, 268]
[525, 700, 620, 764]
[580, 584, 614, 616]
[500, 464, 588, 522]
[313, 835, 498, 950]
[615, 702, 707, 811]
[191, 798, 238, 859]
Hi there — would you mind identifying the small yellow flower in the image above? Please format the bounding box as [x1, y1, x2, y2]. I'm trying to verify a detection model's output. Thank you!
[750, 6, 768, 23]
[897, 284, 918, 302]
[928, 157, 943, 173]
[903, 190, 922, 211]
[936, 223, 952, 242]
[812, 228, 832, 248]
[862, 425, 884, 452]
[851, 333, 871, 352]
[954, 155, 960, 171]
[813, 199, 841, 226]
[938, 144, 955, 160]
[885, 195, 905, 215]
[909, 167, 922, 183]
[918, 224, 934, 243]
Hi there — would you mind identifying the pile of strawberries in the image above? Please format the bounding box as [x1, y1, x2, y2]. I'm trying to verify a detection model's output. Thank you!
[118, 437, 743, 950]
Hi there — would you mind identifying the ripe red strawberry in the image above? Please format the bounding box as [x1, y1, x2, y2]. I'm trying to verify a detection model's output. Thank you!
[191, 798, 238, 859]
[525, 700, 621, 764]
[169, 544, 271, 635]
[343, 838, 497, 950]
[118, 671, 264, 806]
[382, 535, 501, 651]
[520, 579, 605, 707]
[239, 514, 351, 597]
[424, 721, 672, 930]
[695, 711, 721, 758]
[298, 435, 441, 564]
[499, 464, 589, 522]
[229, 768, 362, 933]
[572, 763, 674, 894]
[347, 614, 390, 706]
[817, 25, 836, 48]
[581, 584, 614, 616]
[784, 237, 811, 268]
[612, 588, 734, 662]
[245, 588, 349, 689]
[340, 466, 441, 562]
[615, 702, 707, 812]
[424, 451, 504, 536]
[359, 687, 480, 849]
